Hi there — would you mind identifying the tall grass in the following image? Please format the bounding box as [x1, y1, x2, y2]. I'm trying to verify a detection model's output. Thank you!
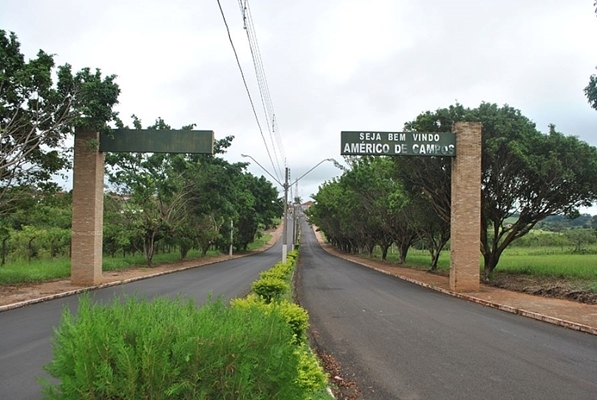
[0, 258, 71, 285]
[374, 246, 597, 280]
[42, 296, 308, 399]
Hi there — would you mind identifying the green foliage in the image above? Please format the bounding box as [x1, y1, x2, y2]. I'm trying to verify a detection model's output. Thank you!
[313, 101, 597, 275]
[39, 228, 330, 399]
[231, 295, 309, 345]
[259, 258, 294, 280]
[378, 244, 597, 280]
[309, 157, 410, 260]
[586, 69, 597, 111]
[250, 254, 300, 303]
[104, 118, 281, 263]
[400, 103, 597, 276]
[536, 213, 596, 231]
[252, 276, 290, 303]
[0, 30, 119, 213]
[230, 248, 327, 397]
[564, 229, 597, 252]
[42, 295, 307, 400]
[231, 248, 329, 397]
[0, 258, 70, 284]
[295, 343, 328, 392]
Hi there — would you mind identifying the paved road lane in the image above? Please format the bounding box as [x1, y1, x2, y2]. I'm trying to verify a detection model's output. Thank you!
[296, 218, 597, 400]
[0, 229, 291, 400]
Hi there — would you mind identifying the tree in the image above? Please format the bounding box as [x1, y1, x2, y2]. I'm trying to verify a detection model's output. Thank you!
[105, 118, 195, 265]
[0, 30, 120, 214]
[564, 229, 596, 253]
[403, 103, 597, 277]
[585, 72, 597, 111]
[405, 193, 450, 270]
[309, 157, 413, 260]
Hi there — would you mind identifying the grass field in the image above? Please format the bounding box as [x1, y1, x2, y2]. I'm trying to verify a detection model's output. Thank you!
[379, 245, 597, 280]
[0, 233, 272, 286]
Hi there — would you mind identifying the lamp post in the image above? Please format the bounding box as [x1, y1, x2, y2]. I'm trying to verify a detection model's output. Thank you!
[241, 154, 333, 264]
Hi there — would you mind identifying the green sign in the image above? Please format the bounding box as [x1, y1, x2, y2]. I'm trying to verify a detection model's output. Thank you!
[100, 129, 214, 154]
[340, 131, 456, 157]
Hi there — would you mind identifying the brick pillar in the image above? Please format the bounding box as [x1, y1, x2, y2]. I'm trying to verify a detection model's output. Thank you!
[71, 128, 104, 286]
[449, 122, 482, 292]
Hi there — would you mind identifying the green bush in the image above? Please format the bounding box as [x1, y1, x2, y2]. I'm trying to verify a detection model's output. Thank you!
[295, 343, 328, 392]
[41, 295, 306, 400]
[259, 268, 288, 281]
[252, 276, 290, 303]
[230, 296, 327, 394]
[231, 295, 309, 345]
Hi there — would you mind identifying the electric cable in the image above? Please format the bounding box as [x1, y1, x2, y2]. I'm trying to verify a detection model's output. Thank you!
[216, 0, 280, 180]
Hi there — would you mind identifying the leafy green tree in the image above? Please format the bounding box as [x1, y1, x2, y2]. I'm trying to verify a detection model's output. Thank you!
[564, 229, 597, 253]
[0, 188, 72, 263]
[309, 157, 414, 260]
[234, 174, 280, 251]
[105, 118, 195, 265]
[405, 194, 450, 270]
[0, 30, 119, 214]
[585, 72, 597, 111]
[403, 103, 597, 277]
[308, 179, 353, 252]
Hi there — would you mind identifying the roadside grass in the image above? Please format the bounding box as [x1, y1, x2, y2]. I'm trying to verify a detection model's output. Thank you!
[0, 258, 71, 285]
[374, 246, 597, 281]
[43, 295, 316, 399]
[0, 233, 272, 286]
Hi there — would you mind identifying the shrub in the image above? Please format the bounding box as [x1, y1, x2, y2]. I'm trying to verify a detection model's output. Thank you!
[41, 295, 306, 400]
[252, 276, 290, 303]
[231, 295, 309, 345]
[230, 296, 327, 395]
[259, 268, 287, 281]
[295, 344, 328, 392]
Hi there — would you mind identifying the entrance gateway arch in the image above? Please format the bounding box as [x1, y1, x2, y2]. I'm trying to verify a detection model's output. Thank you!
[71, 128, 214, 286]
[340, 122, 482, 292]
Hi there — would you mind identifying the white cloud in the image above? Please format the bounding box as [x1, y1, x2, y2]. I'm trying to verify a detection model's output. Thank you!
[1, 0, 596, 211]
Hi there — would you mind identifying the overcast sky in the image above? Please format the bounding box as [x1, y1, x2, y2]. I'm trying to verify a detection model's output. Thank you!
[2, 0, 597, 210]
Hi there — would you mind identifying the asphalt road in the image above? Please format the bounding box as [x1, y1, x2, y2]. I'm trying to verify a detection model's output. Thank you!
[0, 229, 292, 400]
[296, 218, 597, 400]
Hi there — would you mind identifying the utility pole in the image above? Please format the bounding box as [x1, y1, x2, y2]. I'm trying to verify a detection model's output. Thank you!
[241, 154, 334, 264]
[293, 180, 299, 248]
[282, 167, 289, 264]
[229, 219, 233, 257]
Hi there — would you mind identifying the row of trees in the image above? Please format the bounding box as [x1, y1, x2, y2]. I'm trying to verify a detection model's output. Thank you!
[308, 103, 597, 279]
[103, 117, 282, 265]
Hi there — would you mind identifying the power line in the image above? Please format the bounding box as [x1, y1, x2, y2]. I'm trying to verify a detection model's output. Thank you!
[238, 0, 286, 178]
[216, 0, 280, 180]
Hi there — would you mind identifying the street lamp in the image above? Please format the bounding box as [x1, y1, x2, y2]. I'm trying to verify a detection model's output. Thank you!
[241, 154, 333, 264]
